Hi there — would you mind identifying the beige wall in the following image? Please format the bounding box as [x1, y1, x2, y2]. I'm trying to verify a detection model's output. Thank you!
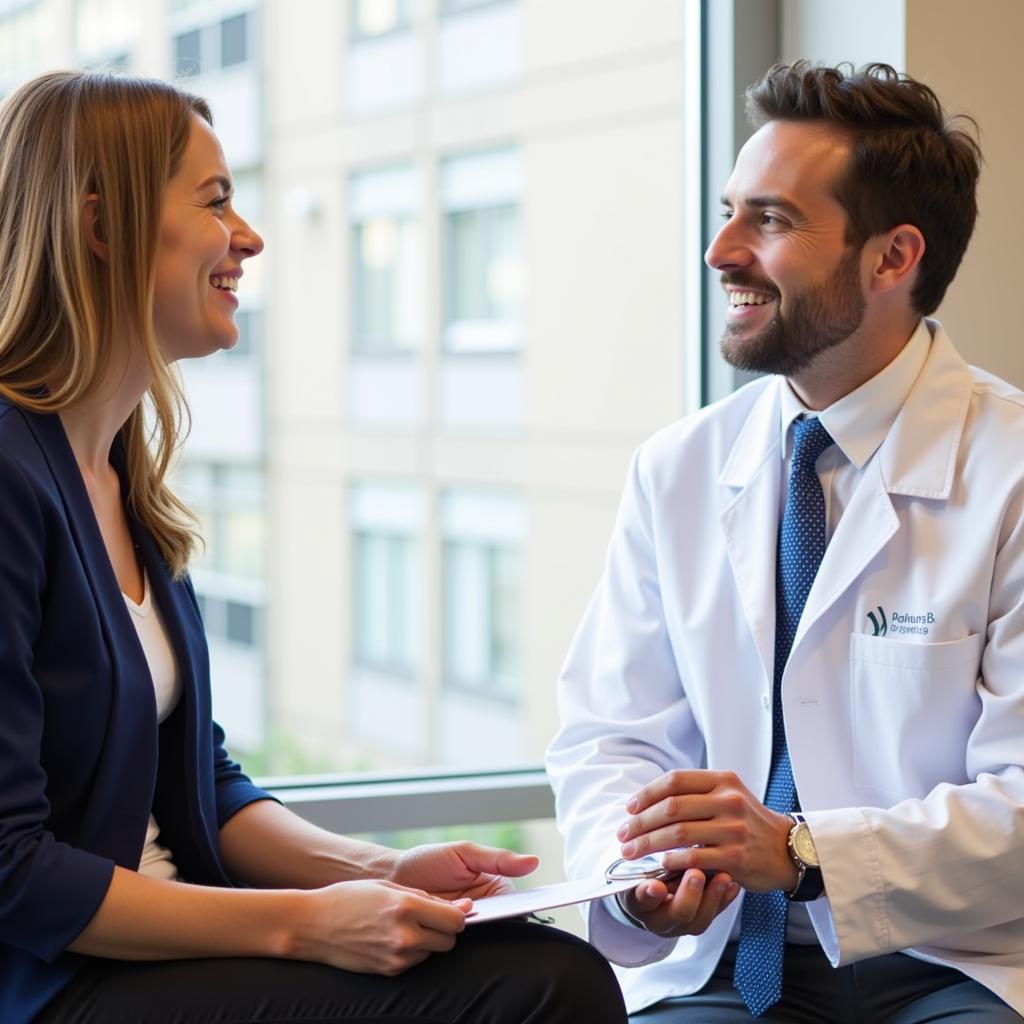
[905, 0, 1024, 386]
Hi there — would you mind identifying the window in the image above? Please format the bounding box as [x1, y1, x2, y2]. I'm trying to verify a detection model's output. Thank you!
[349, 482, 422, 678]
[15, 0, 695, 783]
[443, 542, 520, 697]
[441, 491, 524, 701]
[178, 462, 267, 635]
[351, 0, 414, 40]
[350, 165, 421, 354]
[174, 27, 201, 76]
[173, 9, 251, 78]
[75, 0, 140, 65]
[177, 461, 267, 754]
[440, 0, 507, 16]
[353, 532, 418, 674]
[441, 149, 524, 353]
[0, 1, 50, 89]
[220, 10, 247, 66]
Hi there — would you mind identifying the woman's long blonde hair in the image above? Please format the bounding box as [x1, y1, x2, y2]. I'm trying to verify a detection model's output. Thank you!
[0, 70, 212, 577]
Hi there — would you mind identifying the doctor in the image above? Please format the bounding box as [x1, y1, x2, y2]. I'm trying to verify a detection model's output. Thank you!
[547, 61, 1024, 1022]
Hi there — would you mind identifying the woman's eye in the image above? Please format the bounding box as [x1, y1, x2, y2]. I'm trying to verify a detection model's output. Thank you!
[209, 195, 230, 211]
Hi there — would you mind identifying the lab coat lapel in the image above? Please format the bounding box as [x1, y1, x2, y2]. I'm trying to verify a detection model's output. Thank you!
[793, 321, 972, 650]
[793, 455, 898, 650]
[718, 381, 783, 687]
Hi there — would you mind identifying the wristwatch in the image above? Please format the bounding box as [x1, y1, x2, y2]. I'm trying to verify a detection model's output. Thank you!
[786, 812, 824, 902]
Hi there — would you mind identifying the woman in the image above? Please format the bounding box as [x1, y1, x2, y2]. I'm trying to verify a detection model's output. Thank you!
[0, 71, 627, 1024]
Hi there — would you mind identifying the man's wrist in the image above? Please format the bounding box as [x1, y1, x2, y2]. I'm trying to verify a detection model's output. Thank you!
[785, 813, 825, 902]
[613, 890, 648, 930]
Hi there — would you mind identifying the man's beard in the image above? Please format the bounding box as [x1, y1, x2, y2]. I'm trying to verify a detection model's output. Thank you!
[719, 246, 866, 377]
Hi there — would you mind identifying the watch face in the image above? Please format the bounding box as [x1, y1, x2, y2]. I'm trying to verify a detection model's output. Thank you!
[793, 824, 819, 867]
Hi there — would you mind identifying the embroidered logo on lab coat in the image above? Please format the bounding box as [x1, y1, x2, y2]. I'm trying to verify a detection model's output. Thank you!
[867, 606, 936, 637]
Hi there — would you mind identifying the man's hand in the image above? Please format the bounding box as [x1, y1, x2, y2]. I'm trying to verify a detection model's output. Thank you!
[390, 842, 540, 901]
[617, 770, 799, 894]
[618, 869, 741, 938]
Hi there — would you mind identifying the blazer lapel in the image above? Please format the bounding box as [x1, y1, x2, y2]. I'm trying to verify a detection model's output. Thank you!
[20, 411, 157, 859]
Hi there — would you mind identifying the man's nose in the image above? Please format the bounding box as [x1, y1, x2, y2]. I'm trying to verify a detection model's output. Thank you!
[704, 218, 752, 272]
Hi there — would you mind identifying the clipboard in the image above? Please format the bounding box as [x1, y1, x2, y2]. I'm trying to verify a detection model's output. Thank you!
[465, 875, 639, 925]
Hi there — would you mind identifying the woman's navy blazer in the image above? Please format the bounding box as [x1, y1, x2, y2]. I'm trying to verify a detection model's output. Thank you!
[0, 398, 272, 1023]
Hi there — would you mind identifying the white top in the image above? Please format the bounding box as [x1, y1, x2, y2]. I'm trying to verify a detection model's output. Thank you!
[123, 573, 181, 881]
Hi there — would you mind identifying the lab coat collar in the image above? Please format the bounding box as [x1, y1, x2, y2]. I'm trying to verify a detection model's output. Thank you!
[718, 318, 971, 501]
[779, 319, 931, 471]
[876, 319, 972, 500]
[718, 378, 782, 489]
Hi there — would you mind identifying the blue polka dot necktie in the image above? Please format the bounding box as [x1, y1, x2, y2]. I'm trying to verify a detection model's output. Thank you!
[733, 415, 835, 1018]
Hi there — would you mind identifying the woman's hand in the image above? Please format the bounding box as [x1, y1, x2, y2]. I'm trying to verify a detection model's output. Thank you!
[390, 842, 540, 901]
[294, 879, 471, 975]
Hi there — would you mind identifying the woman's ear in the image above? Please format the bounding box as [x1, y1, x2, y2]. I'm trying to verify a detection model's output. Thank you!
[83, 194, 108, 261]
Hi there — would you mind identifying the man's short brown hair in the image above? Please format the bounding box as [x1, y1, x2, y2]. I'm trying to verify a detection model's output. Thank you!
[746, 61, 981, 316]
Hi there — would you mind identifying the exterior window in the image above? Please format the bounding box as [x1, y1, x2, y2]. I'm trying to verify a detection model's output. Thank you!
[443, 542, 520, 697]
[349, 482, 423, 678]
[350, 165, 421, 353]
[440, 0, 504, 14]
[178, 462, 266, 649]
[172, 9, 252, 78]
[353, 531, 417, 674]
[441, 490, 524, 701]
[446, 204, 521, 324]
[174, 26, 201, 76]
[228, 308, 261, 359]
[0, 1, 50, 89]
[220, 11, 247, 67]
[351, 0, 413, 40]
[441, 149, 524, 353]
[75, 0, 140, 65]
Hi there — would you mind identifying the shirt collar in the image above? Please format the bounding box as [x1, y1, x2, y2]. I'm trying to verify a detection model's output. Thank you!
[779, 319, 932, 469]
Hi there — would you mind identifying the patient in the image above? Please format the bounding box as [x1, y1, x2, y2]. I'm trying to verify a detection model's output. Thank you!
[0, 70, 627, 1024]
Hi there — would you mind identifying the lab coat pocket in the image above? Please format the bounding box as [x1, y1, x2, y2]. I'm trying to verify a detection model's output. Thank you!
[849, 632, 982, 801]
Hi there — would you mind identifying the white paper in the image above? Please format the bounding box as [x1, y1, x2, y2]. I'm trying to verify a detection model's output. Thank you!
[465, 876, 639, 924]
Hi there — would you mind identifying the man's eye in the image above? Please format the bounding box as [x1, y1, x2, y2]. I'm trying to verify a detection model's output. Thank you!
[761, 212, 781, 226]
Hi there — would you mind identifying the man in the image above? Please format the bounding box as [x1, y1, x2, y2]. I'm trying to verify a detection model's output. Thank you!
[547, 61, 1024, 1022]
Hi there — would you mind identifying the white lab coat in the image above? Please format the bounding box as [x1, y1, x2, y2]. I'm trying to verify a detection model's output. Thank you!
[547, 321, 1024, 1015]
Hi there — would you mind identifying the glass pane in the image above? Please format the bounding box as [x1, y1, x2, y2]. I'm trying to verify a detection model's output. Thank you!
[354, 531, 415, 672]
[446, 204, 522, 325]
[353, 0, 412, 38]
[174, 28, 201, 77]
[353, 217, 419, 351]
[229, 308, 254, 358]
[220, 12, 247, 68]
[441, 0, 496, 14]
[490, 545, 520, 689]
[225, 599, 257, 646]
[443, 542, 491, 687]
[12, 0, 694, 782]
[222, 507, 265, 578]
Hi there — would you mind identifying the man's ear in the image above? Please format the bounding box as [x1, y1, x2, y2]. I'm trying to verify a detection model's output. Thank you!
[83, 194, 108, 261]
[868, 224, 925, 296]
